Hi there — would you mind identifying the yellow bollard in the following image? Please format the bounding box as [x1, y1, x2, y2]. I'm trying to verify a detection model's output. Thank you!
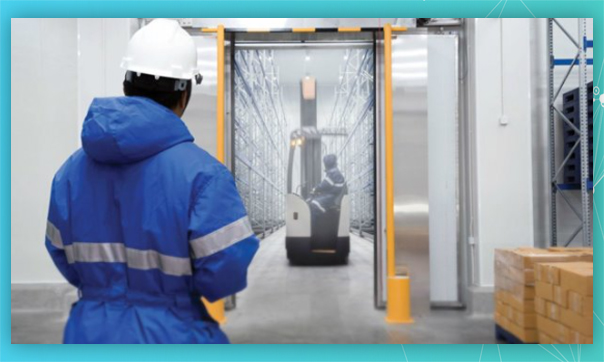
[202, 298, 227, 324]
[385, 269, 414, 324]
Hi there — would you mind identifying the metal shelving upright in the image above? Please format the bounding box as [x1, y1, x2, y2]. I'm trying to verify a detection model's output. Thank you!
[548, 18, 593, 247]
[323, 48, 376, 237]
[233, 49, 288, 236]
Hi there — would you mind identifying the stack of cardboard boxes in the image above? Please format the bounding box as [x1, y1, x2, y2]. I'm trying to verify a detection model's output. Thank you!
[494, 247, 592, 343]
[534, 261, 593, 344]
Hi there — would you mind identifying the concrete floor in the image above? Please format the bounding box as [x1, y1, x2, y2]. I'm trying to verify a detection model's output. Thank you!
[222, 228, 498, 344]
[11, 228, 498, 344]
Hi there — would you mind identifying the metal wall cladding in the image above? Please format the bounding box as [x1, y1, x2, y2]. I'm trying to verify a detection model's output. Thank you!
[390, 34, 430, 313]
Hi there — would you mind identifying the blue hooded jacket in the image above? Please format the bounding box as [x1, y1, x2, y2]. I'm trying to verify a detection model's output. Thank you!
[45, 96, 259, 344]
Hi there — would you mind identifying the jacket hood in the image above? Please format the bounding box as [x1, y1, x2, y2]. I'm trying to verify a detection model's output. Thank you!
[81, 97, 194, 164]
[323, 154, 338, 171]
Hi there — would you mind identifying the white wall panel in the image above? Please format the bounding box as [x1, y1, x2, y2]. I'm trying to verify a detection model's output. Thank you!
[77, 19, 132, 141]
[470, 19, 535, 286]
[428, 36, 459, 303]
[11, 19, 79, 283]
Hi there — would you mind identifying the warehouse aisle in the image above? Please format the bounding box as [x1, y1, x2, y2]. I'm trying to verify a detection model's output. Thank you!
[223, 228, 498, 344]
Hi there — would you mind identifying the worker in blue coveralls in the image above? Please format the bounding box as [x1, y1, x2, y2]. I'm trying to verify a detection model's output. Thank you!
[309, 154, 347, 219]
[44, 19, 259, 344]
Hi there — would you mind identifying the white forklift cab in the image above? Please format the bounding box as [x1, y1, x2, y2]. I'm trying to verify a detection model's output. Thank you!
[285, 127, 350, 265]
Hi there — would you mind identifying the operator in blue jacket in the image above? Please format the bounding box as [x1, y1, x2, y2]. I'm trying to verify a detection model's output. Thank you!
[309, 154, 347, 216]
[45, 19, 259, 344]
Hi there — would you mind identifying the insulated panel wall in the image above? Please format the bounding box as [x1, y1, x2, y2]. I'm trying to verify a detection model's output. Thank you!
[428, 36, 459, 304]
[470, 19, 535, 287]
[11, 19, 79, 283]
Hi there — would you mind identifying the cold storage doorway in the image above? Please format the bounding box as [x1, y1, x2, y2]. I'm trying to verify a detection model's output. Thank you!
[228, 32, 380, 334]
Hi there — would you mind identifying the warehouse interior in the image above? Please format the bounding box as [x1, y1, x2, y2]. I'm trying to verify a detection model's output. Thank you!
[11, 18, 594, 344]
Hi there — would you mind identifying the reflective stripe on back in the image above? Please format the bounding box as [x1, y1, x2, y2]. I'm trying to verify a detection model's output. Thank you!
[65, 242, 126, 264]
[126, 248, 192, 277]
[190, 216, 254, 259]
[63, 242, 192, 277]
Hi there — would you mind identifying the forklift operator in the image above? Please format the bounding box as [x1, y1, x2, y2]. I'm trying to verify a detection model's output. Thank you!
[309, 154, 347, 217]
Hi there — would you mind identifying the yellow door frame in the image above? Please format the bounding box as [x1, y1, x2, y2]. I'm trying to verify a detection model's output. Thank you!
[199, 25, 227, 324]
[384, 24, 413, 324]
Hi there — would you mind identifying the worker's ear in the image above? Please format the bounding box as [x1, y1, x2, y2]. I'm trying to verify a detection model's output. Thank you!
[176, 90, 190, 117]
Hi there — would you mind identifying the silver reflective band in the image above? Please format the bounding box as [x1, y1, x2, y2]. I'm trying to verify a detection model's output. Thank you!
[311, 200, 326, 213]
[65, 243, 126, 265]
[64, 242, 192, 277]
[325, 177, 345, 188]
[190, 216, 254, 259]
[46, 221, 64, 249]
[127, 248, 192, 277]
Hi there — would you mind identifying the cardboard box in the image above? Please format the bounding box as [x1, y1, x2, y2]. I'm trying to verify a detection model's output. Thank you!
[502, 291, 535, 313]
[560, 307, 593, 336]
[568, 330, 593, 344]
[553, 285, 568, 308]
[568, 291, 593, 316]
[495, 312, 507, 329]
[495, 300, 507, 316]
[546, 301, 561, 321]
[512, 282, 535, 300]
[548, 247, 593, 254]
[497, 311, 538, 343]
[506, 248, 592, 269]
[535, 281, 553, 301]
[506, 322, 538, 343]
[535, 263, 562, 285]
[539, 332, 562, 344]
[559, 263, 593, 296]
[495, 258, 534, 285]
[537, 315, 569, 342]
[534, 297, 546, 315]
[512, 310, 537, 328]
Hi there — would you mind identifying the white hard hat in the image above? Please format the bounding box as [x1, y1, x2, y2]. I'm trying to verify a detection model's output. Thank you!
[121, 19, 200, 81]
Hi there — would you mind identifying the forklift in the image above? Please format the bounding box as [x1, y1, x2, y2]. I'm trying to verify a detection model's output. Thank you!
[285, 76, 350, 265]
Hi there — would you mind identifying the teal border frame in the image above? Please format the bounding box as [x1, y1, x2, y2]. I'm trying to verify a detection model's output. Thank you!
[0, 1, 602, 361]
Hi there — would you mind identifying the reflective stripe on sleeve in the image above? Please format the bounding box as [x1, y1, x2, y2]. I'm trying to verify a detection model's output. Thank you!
[311, 200, 326, 213]
[190, 216, 254, 259]
[63, 242, 192, 277]
[46, 221, 64, 249]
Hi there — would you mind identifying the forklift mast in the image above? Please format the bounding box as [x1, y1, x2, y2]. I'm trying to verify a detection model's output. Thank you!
[300, 76, 321, 199]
